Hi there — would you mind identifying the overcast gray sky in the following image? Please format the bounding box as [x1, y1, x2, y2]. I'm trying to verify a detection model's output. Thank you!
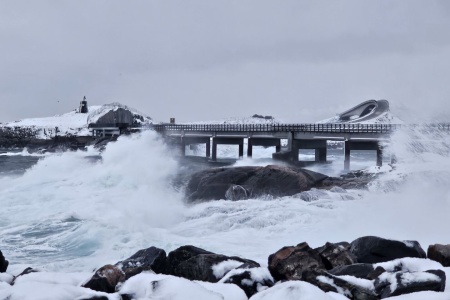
[1, 1, 450, 123]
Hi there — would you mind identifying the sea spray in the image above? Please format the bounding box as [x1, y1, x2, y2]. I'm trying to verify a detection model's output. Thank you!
[0, 131, 185, 271]
[333, 124, 450, 247]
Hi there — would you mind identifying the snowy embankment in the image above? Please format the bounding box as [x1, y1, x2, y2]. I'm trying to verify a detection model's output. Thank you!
[1, 106, 102, 139]
[0, 103, 152, 147]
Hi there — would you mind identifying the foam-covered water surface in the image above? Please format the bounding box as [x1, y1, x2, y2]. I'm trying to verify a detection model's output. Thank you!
[1, 126, 450, 272]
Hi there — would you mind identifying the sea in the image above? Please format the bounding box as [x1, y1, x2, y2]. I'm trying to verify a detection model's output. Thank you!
[1, 126, 450, 274]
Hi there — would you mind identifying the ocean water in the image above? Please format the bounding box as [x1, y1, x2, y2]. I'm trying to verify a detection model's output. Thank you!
[0, 127, 449, 274]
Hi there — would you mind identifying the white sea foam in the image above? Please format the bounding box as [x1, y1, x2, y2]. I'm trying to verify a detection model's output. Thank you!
[0, 148, 47, 157]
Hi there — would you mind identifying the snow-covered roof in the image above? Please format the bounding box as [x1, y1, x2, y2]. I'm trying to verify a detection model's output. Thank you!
[87, 102, 152, 125]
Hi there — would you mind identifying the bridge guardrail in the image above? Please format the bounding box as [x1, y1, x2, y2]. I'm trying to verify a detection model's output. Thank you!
[149, 123, 450, 134]
[150, 123, 405, 133]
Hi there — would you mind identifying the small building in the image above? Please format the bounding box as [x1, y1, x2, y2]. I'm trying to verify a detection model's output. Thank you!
[79, 97, 88, 113]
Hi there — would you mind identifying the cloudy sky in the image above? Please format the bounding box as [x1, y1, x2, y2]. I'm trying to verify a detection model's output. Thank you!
[1, 1, 450, 123]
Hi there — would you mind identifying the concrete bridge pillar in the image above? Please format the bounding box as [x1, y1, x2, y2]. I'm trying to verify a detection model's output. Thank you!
[247, 138, 253, 157]
[206, 139, 211, 158]
[181, 136, 186, 156]
[377, 145, 383, 167]
[315, 148, 327, 162]
[212, 138, 217, 161]
[344, 140, 350, 171]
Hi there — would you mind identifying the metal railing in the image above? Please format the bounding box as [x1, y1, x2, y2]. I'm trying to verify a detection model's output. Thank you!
[150, 123, 409, 134]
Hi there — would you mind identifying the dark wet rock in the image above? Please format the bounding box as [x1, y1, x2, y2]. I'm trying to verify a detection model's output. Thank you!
[316, 242, 358, 270]
[328, 263, 375, 279]
[268, 242, 326, 281]
[82, 264, 125, 293]
[374, 269, 446, 298]
[428, 244, 450, 267]
[350, 236, 426, 264]
[0, 250, 8, 273]
[186, 165, 329, 202]
[167, 245, 214, 275]
[172, 253, 259, 282]
[116, 246, 167, 279]
[220, 267, 274, 298]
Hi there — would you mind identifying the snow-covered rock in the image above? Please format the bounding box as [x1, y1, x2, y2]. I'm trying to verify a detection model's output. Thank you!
[249, 281, 334, 300]
[118, 272, 234, 300]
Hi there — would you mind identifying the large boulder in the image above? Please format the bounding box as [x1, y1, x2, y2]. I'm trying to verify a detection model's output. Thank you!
[82, 264, 125, 293]
[167, 245, 214, 275]
[116, 246, 167, 279]
[185, 165, 328, 202]
[315, 242, 358, 270]
[268, 242, 326, 281]
[350, 236, 426, 264]
[428, 244, 450, 267]
[82, 246, 166, 293]
[374, 269, 446, 298]
[0, 250, 8, 273]
[172, 253, 260, 282]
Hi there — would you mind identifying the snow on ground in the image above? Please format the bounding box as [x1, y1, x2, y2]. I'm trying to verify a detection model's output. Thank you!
[1, 106, 102, 139]
[1, 103, 152, 139]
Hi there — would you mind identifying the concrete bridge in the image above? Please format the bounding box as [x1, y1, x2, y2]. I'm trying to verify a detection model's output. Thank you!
[151, 123, 405, 170]
[88, 122, 450, 169]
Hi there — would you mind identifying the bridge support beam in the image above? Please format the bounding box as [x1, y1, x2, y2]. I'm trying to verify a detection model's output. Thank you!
[344, 140, 350, 170]
[377, 146, 383, 167]
[211, 137, 244, 161]
[247, 138, 281, 158]
[344, 140, 382, 171]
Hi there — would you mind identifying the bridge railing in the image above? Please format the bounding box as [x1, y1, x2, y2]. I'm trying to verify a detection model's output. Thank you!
[149, 123, 408, 133]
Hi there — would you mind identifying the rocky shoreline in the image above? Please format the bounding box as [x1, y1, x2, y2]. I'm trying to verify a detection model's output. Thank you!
[1, 236, 449, 299]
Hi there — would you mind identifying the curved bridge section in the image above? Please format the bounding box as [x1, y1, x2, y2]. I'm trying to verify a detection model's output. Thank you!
[334, 99, 390, 123]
